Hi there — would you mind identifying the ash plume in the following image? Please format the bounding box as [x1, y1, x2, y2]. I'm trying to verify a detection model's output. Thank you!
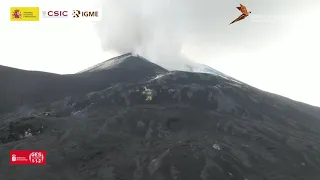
[96, 0, 310, 65]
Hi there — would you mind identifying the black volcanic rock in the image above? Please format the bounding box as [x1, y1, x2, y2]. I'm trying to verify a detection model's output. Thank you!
[0, 54, 167, 114]
[0, 55, 320, 180]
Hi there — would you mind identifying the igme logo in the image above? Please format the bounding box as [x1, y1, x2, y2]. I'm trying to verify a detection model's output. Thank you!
[72, 10, 98, 18]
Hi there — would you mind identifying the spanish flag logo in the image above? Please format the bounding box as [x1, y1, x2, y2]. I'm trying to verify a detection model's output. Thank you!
[10, 7, 40, 21]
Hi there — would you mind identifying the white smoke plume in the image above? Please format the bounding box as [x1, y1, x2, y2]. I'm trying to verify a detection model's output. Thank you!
[95, 0, 308, 65]
[96, 0, 235, 64]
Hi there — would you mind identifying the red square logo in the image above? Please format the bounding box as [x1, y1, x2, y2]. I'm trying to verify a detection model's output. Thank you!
[10, 150, 46, 165]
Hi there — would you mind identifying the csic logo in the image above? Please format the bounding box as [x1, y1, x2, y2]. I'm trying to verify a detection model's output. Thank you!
[72, 10, 98, 18]
[42, 10, 68, 18]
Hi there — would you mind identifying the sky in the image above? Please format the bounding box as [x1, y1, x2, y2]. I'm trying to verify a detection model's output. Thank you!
[0, 0, 319, 107]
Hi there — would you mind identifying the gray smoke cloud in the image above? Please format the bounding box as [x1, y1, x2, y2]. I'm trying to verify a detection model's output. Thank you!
[96, 0, 313, 64]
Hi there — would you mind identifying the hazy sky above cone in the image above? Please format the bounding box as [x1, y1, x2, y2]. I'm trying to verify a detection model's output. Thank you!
[0, 0, 319, 106]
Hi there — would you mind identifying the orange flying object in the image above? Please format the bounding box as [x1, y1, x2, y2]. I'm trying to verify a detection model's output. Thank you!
[230, 4, 251, 25]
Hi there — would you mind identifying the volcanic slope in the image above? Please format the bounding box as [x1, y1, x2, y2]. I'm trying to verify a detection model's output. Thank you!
[1, 54, 320, 180]
[0, 54, 166, 114]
